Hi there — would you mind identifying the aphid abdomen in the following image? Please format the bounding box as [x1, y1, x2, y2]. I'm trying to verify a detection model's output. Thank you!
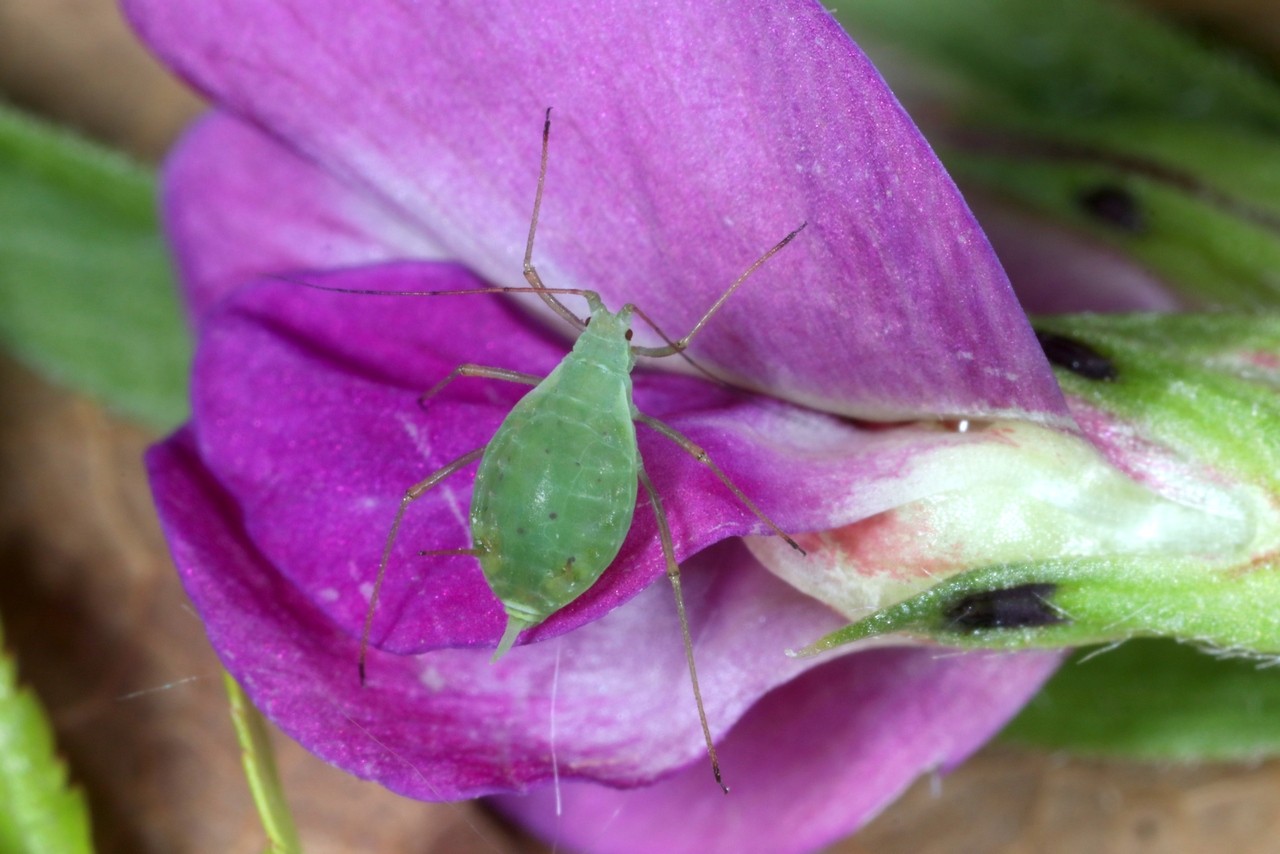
[471, 309, 639, 655]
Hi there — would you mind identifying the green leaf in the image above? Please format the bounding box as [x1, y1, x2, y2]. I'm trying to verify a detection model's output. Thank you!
[0, 616, 93, 854]
[224, 673, 302, 854]
[1004, 639, 1280, 760]
[944, 125, 1280, 309]
[833, 0, 1280, 310]
[0, 101, 190, 429]
[831, 0, 1280, 130]
[1038, 313, 1280, 493]
[1035, 313, 1280, 539]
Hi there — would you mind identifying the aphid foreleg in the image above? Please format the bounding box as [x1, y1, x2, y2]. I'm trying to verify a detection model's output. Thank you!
[359, 445, 488, 685]
[416, 363, 541, 409]
[637, 464, 727, 795]
[633, 412, 805, 554]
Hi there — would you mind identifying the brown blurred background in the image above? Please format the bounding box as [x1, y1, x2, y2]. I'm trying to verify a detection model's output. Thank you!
[1, 0, 1278, 851]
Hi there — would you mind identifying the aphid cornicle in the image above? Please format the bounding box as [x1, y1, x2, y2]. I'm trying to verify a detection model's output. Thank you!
[311, 109, 805, 792]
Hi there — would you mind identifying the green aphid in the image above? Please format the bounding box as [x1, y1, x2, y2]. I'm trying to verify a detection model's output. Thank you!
[317, 110, 805, 792]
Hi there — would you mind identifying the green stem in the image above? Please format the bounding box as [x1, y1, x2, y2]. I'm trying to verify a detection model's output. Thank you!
[223, 672, 303, 854]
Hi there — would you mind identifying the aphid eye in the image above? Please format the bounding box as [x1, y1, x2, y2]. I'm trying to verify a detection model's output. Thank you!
[1077, 184, 1146, 234]
[943, 583, 1066, 632]
[625, 329, 634, 341]
[583, 316, 591, 327]
[1034, 329, 1117, 381]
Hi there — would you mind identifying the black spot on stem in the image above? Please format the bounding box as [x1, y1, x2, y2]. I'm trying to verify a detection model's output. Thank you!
[1077, 184, 1146, 234]
[1034, 330, 1117, 381]
[943, 583, 1066, 632]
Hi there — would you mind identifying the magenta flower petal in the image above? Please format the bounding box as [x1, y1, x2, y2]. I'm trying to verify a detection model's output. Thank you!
[149, 426, 1058, 841]
[492, 647, 1061, 854]
[126, 0, 1068, 423]
[195, 262, 1034, 652]
[162, 112, 445, 321]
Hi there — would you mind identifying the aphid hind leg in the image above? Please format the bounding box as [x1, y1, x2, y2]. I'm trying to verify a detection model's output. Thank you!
[417, 363, 541, 409]
[359, 445, 488, 684]
[637, 464, 727, 795]
[634, 412, 804, 554]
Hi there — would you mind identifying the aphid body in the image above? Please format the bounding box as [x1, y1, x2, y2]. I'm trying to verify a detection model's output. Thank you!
[319, 109, 806, 792]
[473, 295, 639, 656]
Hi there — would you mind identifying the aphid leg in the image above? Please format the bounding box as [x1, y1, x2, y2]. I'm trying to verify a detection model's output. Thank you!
[634, 412, 804, 554]
[417, 363, 541, 409]
[359, 446, 488, 685]
[637, 464, 728, 795]
[521, 107, 587, 330]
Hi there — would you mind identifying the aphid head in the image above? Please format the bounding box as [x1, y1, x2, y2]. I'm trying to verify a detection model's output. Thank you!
[577, 302, 633, 345]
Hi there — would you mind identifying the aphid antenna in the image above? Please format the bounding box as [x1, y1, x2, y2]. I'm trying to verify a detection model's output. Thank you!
[275, 278, 730, 387]
[632, 221, 808, 359]
[275, 273, 612, 335]
[521, 106, 588, 331]
[273, 273, 600, 306]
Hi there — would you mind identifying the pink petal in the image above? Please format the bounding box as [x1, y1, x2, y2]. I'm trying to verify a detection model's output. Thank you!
[162, 112, 442, 320]
[492, 646, 1061, 854]
[126, 0, 1068, 423]
[150, 427, 1058, 827]
[150, 429, 853, 792]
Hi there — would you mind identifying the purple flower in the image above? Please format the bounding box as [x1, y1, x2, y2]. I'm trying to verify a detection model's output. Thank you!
[129, 1, 1067, 850]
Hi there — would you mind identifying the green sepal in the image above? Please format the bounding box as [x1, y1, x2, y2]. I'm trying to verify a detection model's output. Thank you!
[0, 101, 190, 429]
[0, 617, 93, 854]
[794, 553, 1280, 656]
[224, 673, 301, 854]
[1036, 313, 1280, 493]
